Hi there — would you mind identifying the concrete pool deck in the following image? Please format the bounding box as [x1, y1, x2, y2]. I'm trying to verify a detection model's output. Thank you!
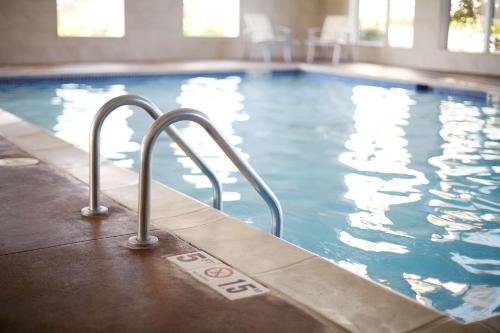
[0, 61, 499, 332]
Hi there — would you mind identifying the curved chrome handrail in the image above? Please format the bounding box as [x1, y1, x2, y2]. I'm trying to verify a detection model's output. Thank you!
[81, 95, 222, 217]
[127, 108, 283, 249]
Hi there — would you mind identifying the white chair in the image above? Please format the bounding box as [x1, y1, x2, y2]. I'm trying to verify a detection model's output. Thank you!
[243, 14, 293, 63]
[305, 15, 351, 64]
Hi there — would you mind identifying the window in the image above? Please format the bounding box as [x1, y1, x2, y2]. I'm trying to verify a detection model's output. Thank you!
[358, 0, 387, 43]
[448, 0, 500, 53]
[493, 0, 500, 52]
[56, 0, 125, 37]
[183, 0, 240, 38]
[388, 0, 415, 47]
[357, 0, 415, 48]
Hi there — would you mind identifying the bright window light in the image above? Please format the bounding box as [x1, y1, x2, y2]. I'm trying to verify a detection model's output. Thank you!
[447, 0, 486, 52]
[388, 0, 415, 48]
[357, 0, 415, 47]
[56, 0, 125, 37]
[183, 0, 240, 38]
[358, 0, 388, 42]
[491, 0, 500, 52]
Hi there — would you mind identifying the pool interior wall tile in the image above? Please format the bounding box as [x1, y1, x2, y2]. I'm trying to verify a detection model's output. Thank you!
[256, 256, 444, 333]
[433, 87, 488, 102]
[299, 63, 500, 97]
[172, 217, 314, 276]
[302, 71, 418, 90]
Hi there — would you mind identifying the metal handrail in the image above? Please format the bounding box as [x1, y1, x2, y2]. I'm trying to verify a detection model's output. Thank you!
[81, 95, 222, 217]
[127, 108, 283, 249]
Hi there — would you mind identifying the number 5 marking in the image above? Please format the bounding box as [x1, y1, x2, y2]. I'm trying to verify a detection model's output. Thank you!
[177, 252, 207, 262]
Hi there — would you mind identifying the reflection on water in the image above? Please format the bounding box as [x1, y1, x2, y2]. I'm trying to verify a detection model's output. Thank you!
[424, 99, 499, 320]
[462, 229, 500, 248]
[410, 99, 500, 319]
[339, 86, 427, 250]
[338, 86, 500, 321]
[174, 76, 248, 202]
[330, 259, 369, 279]
[339, 230, 409, 254]
[428, 100, 500, 244]
[51, 83, 138, 168]
[451, 253, 500, 276]
[404, 272, 468, 307]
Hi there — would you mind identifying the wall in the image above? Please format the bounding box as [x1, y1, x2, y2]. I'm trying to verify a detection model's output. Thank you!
[321, 0, 349, 16]
[320, 0, 500, 76]
[0, 0, 320, 65]
[1, 0, 499, 76]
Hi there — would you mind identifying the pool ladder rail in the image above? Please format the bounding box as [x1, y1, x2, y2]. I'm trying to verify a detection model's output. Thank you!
[81, 94, 222, 217]
[81, 96, 283, 249]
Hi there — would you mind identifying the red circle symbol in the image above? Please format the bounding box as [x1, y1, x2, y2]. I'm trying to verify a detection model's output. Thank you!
[204, 266, 233, 278]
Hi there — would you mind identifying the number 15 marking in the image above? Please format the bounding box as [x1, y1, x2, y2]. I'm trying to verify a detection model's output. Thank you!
[218, 279, 258, 293]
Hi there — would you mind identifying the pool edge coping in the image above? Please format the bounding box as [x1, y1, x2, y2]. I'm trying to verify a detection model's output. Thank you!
[1, 108, 498, 333]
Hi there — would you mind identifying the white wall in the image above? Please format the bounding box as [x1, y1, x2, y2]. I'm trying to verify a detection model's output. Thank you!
[0, 0, 499, 76]
[320, 0, 500, 76]
[0, 0, 320, 64]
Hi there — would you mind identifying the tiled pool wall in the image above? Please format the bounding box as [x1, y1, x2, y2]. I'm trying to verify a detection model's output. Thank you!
[301, 71, 490, 102]
[0, 68, 494, 104]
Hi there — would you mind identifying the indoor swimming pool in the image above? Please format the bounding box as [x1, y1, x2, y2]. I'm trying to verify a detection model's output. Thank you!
[0, 71, 498, 321]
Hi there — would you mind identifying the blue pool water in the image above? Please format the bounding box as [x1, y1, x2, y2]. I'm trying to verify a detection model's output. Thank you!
[0, 72, 499, 321]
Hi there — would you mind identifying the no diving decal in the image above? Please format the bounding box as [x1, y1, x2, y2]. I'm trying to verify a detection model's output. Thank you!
[204, 266, 233, 278]
[165, 251, 269, 300]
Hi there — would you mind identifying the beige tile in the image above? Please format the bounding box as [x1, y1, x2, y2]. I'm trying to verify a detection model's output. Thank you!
[0, 109, 22, 126]
[66, 161, 138, 190]
[101, 184, 141, 211]
[30, 145, 88, 169]
[102, 180, 207, 218]
[0, 120, 42, 138]
[173, 217, 314, 275]
[65, 164, 90, 184]
[256, 257, 444, 333]
[7, 130, 69, 152]
[152, 206, 228, 231]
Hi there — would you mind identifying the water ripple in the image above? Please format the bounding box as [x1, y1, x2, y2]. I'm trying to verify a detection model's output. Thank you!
[451, 253, 500, 276]
[339, 231, 409, 254]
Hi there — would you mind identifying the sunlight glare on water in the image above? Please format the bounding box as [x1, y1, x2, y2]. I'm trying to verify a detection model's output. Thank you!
[174, 76, 248, 202]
